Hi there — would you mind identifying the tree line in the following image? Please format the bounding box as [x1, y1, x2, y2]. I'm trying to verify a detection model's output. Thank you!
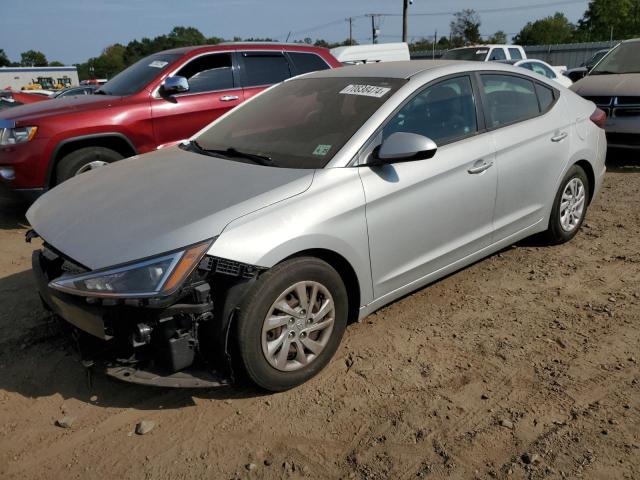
[0, 0, 638, 79]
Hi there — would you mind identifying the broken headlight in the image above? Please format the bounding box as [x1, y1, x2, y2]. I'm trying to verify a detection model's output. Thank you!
[49, 240, 212, 298]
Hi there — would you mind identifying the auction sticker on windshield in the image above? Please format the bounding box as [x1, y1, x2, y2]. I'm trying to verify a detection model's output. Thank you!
[149, 60, 169, 68]
[340, 84, 391, 98]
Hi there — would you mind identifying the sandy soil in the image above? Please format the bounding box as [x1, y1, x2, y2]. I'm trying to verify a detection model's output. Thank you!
[0, 153, 638, 480]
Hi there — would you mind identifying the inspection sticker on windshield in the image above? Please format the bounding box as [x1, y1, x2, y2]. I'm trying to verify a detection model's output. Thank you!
[340, 84, 391, 98]
[313, 144, 332, 156]
[149, 60, 169, 68]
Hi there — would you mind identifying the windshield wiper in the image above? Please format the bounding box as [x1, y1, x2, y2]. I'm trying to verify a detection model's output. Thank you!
[202, 146, 273, 166]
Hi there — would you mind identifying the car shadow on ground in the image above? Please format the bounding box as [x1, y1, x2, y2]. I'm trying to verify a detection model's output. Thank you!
[0, 269, 267, 410]
[0, 189, 30, 230]
[606, 149, 639, 173]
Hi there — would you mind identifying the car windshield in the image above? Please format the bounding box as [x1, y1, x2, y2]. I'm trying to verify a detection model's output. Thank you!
[442, 48, 489, 61]
[590, 42, 640, 75]
[193, 76, 406, 168]
[97, 53, 181, 96]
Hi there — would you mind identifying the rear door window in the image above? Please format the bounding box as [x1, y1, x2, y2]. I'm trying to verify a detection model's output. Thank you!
[175, 53, 235, 93]
[480, 74, 540, 127]
[240, 52, 291, 87]
[288, 52, 331, 75]
[508, 48, 523, 60]
[488, 48, 506, 61]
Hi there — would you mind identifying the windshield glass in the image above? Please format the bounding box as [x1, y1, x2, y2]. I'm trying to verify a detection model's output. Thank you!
[193, 76, 406, 168]
[590, 42, 640, 75]
[442, 48, 489, 61]
[98, 53, 181, 96]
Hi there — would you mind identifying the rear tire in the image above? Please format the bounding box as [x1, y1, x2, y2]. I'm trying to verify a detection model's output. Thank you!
[543, 164, 590, 244]
[55, 147, 123, 185]
[235, 257, 348, 392]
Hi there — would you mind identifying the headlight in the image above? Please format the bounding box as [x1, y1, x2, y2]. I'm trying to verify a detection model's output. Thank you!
[49, 240, 212, 298]
[0, 126, 38, 145]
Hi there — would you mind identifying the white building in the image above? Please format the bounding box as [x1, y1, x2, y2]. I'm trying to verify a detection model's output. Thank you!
[0, 66, 79, 90]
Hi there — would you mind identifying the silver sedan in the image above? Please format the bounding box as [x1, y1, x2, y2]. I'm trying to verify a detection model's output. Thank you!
[27, 61, 607, 391]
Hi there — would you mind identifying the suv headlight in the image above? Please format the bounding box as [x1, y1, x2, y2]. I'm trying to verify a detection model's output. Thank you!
[49, 240, 212, 298]
[0, 126, 38, 145]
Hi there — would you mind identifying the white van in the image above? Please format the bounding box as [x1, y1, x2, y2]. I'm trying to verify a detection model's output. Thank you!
[330, 43, 410, 64]
[441, 45, 527, 62]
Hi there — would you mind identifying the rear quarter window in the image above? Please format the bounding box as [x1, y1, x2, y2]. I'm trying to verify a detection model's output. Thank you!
[535, 83, 556, 112]
[288, 52, 330, 75]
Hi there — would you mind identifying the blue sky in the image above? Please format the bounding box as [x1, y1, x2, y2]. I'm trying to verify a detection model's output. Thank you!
[0, 0, 588, 64]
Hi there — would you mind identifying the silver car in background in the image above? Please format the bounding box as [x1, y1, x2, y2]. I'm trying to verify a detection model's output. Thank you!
[27, 61, 607, 391]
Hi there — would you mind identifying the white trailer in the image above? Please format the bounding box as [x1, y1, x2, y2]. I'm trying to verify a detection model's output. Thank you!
[330, 43, 411, 65]
[0, 66, 79, 90]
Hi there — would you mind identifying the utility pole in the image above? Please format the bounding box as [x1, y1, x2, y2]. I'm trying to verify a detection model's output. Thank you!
[366, 14, 380, 44]
[432, 29, 437, 59]
[347, 17, 353, 45]
[402, 0, 409, 43]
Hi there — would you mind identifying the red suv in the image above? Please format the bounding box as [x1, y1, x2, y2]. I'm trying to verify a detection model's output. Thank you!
[0, 43, 340, 199]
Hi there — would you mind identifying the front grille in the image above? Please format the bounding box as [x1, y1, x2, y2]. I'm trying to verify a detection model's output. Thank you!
[615, 96, 640, 106]
[612, 108, 640, 117]
[583, 96, 613, 106]
[606, 132, 640, 146]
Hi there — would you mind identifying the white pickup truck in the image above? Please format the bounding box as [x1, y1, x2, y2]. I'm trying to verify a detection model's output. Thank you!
[442, 44, 527, 62]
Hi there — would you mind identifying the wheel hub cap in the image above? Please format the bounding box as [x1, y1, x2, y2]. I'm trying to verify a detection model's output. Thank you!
[261, 281, 335, 372]
[559, 178, 586, 233]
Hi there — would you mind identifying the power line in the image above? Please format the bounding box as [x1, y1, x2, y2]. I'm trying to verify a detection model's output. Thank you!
[275, 0, 588, 42]
[375, 0, 587, 17]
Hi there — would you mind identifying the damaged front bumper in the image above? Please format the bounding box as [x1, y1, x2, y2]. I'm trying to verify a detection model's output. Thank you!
[31, 245, 254, 388]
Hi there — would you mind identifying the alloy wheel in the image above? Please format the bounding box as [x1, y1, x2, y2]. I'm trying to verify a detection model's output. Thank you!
[261, 281, 335, 372]
[559, 177, 586, 232]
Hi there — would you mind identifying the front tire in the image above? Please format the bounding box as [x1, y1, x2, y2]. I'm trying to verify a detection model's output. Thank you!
[543, 164, 590, 244]
[55, 147, 123, 185]
[235, 257, 348, 392]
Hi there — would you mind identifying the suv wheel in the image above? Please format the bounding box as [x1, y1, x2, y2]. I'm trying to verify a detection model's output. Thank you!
[55, 147, 124, 185]
[236, 257, 348, 391]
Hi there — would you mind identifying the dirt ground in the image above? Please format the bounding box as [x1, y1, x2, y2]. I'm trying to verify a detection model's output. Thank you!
[0, 153, 638, 480]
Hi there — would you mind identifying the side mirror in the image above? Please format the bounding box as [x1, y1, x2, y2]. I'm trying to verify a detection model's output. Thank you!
[161, 76, 189, 96]
[370, 132, 437, 166]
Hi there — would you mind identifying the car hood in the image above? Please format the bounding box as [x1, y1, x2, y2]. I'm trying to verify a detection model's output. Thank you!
[0, 94, 125, 125]
[571, 73, 640, 97]
[27, 147, 314, 270]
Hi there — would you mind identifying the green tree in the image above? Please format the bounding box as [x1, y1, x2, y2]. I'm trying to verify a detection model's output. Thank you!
[20, 50, 47, 66]
[0, 49, 10, 67]
[166, 26, 207, 48]
[576, 0, 640, 41]
[487, 31, 507, 44]
[514, 12, 576, 45]
[48, 60, 64, 66]
[450, 9, 482, 47]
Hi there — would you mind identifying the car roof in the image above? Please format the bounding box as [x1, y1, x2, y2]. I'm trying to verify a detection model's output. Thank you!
[159, 43, 328, 55]
[304, 60, 523, 80]
[304, 60, 462, 79]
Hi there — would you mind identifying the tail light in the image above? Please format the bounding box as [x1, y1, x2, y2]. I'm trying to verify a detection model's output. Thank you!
[590, 108, 607, 129]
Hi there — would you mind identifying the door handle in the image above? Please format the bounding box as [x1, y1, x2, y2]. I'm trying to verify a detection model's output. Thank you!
[551, 132, 568, 142]
[467, 161, 494, 174]
[220, 95, 239, 102]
